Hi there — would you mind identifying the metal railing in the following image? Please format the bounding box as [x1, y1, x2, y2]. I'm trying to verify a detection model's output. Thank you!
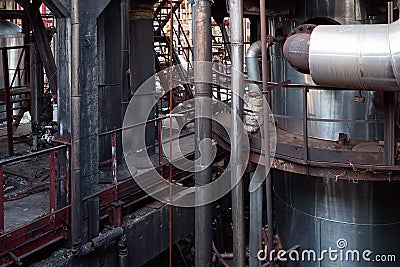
[0, 45, 30, 157]
[0, 144, 70, 266]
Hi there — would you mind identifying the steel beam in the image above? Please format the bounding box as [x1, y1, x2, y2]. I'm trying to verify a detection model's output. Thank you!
[28, 5, 58, 99]
[43, 0, 70, 18]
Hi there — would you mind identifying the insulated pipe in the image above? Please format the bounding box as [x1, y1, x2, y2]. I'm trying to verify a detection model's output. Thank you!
[309, 21, 400, 91]
[194, 1, 213, 266]
[246, 41, 262, 93]
[229, 0, 246, 266]
[284, 19, 400, 91]
[246, 40, 273, 90]
[285, 21, 400, 91]
[71, 0, 82, 248]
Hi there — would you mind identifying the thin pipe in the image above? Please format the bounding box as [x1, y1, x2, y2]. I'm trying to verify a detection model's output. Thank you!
[385, 2, 396, 166]
[169, 0, 174, 265]
[2, 50, 13, 156]
[71, 0, 82, 248]
[260, 0, 274, 264]
[30, 38, 42, 152]
[229, 0, 246, 266]
[194, 0, 213, 266]
[0, 165, 4, 231]
[249, 171, 263, 267]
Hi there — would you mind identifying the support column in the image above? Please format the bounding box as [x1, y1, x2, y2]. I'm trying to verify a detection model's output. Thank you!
[128, 2, 156, 168]
[30, 36, 44, 152]
[194, 0, 213, 266]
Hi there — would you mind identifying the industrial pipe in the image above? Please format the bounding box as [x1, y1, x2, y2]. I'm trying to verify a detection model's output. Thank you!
[30, 36, 43, 152]
[229, 0, 246, 266]
[246, 41, 263, 92]
[76, 227, 124, 256]
[194, 0, 213, 266]
[259, 0, 274, 264]
[71, 0, 82, 249]
[284, 19, 400, 91]
[282, 33, 310, 74]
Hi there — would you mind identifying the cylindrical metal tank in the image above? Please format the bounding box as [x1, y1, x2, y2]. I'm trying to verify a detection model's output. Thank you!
[274, 170, 400, 267]
[0, 19, 25, 124]
[268, 2, 400, 266]
[270, 0, 389, 141]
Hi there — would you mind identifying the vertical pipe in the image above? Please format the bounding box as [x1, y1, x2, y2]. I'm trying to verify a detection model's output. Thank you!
[2, 49, 13, 156]
[112, 131, 118, 186]
[120, 0, 129, 122]
[50, 150, 56, 213]
[385, 1, 395, 166]
[260, 0, 274, 264]
[71, 0, 82, 248]
[388, 1, 394, 24]
[302, 87, 308, 162]
[158, 119, 163, 168]
[0, 165, 4, 231]
[229, 0, 245, 266]
[30, 37, 43, 152]
[249, 171, 263, 267]
[194, 0, 213, 266]
[118, 235, 129, 267]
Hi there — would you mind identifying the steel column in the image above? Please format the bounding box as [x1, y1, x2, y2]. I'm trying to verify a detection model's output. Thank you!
[129, 4, 156, 162]
[194, 0, 213, 266]
[30, 37, 44, 152]
[28, 5, 58, 100]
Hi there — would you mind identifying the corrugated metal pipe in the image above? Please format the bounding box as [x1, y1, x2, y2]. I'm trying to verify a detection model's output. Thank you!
[283, 20, 400, 91]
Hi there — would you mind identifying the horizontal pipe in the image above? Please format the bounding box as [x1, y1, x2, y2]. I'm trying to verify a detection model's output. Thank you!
[308, 19, 400, 91]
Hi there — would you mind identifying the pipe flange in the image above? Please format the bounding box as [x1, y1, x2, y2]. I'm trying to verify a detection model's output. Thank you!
[288, 24, 317, 37]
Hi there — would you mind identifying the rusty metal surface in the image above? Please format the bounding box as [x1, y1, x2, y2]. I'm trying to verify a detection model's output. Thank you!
[0, 206, 69, 266]
[212, 120, 400, 181]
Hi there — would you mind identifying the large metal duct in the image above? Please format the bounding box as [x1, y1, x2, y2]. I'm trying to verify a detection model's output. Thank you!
[270, 0, 388, 141]
[309, 20, 400, 91]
